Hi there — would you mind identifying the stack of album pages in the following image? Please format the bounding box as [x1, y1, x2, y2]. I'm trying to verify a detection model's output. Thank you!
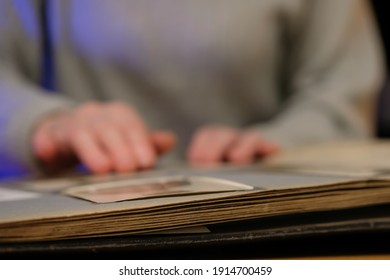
[1, 139, 390, 243]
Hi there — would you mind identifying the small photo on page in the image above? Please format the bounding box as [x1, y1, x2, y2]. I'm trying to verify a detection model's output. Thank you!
[62, 176, 253, 203]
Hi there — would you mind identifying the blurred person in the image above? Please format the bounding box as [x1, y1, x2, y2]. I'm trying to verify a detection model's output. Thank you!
[0, 0, 385, 176]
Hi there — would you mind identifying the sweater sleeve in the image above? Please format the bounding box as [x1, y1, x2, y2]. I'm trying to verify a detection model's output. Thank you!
[257, 0, 385, 149]
[0, 1, 76, 173]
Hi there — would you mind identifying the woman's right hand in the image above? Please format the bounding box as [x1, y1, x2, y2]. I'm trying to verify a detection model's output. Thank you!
[32, 101, 176, 174]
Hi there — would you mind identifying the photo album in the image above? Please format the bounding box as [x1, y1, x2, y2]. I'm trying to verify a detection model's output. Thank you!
[1, 140, 390, 243]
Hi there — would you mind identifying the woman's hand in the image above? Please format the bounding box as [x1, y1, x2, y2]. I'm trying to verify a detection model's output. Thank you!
[32, 102, 176, 174]
[188, 124, 279, 166]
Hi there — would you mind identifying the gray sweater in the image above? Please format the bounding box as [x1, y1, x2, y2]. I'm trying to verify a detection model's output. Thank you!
[0, 0, 385, 171]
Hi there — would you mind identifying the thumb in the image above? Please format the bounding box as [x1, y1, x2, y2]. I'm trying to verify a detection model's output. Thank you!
[257, 141, 280, 157]
[151, 131, 176, 155]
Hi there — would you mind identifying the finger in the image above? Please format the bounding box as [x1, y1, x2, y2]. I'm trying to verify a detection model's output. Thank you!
[257, 141, 280, 156]
[32, 118, 79, 174]
[125, 129, 157, 169]
[32, 122, 59, 162]
[227, 130, 263, 164]
[151, 131, 176, 155]
[69, 128, 112, 174]
[107, 102, 157, 169]
[188, 126, 238, 163]
[92, 123, 137, 173]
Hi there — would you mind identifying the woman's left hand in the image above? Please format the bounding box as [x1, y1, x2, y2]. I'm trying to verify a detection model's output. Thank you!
[187, 124, 279, 166]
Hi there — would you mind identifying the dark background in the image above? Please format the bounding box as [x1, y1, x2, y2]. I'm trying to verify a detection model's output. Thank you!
[371, 0, 390, 72]
[370, 1, 390, 137]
